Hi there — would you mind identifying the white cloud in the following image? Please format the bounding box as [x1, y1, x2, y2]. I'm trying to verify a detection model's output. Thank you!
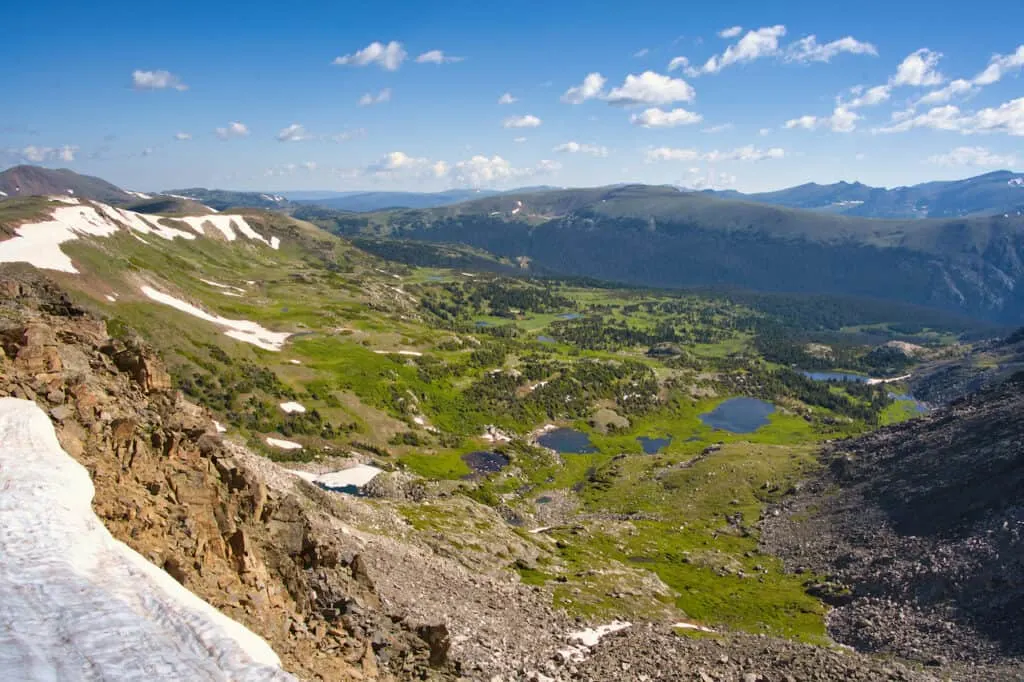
[332, 41, 406, 70]
[302, 161, 318, 171]
[855, 153, 866, 161]
[759, 127, 771, 136]
[878, 98, 1024, 136]
[19, 145, 78, 163]
[718, 26, 743, 39]
[174, 132, 191, 141]
[605, 71, 695, 106]
[498, 92, 517, 105]
[358, 88, 392, 106]
[503, 114, 542, 128]
[785, 106, 860, 133]
[847, 84, 892, 109]
[926, 146, 1017, 167]
[368, 151, 430, 174]
[916, 79, 975, 107]
[513, 137, 527, 143]
[702, 123, 734, 133]
[892, 48, 944, 87]
[132, 69, 187, 91]
[553, 141, 609, 156]
[561, 72, 607, 104]
[646, 145, 784, 162]
[630, 107, 703, 127]
[360, 152, 559, 187]
[276, 123, 309, 142]
[634, 48, 650, 58]
[215, 122, 249, 139]
[687, 25, 786, 75]
[667, 56, 690, 72]
[785, 35, 877, 63]
[973, 45, 1024, 86]
[416, 50, 463, 64]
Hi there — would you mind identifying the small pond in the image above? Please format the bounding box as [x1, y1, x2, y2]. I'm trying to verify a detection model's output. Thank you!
[558, 313, 582, 320]
[537, 428, 597, 454]
[475, 320, 493, 327]
[537, 335, 557, 344]
[699, 397, 776, 433]
[801, 370, 870, 383]
[637, 436, 672, 454]
[461, 450, 510, 475]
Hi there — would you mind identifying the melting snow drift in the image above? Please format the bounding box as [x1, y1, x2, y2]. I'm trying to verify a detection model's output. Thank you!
[287, 464, 383, 491]
[0, 397, 293, 681]
[140, 286, 291, 351]
[279, 401, 306, 414]
[265, 437, 302, 450]
[0, 200, 280, 274]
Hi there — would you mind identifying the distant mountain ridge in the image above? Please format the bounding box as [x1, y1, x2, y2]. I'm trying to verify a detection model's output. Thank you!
[319, 183, 1024, 323]
[707, 170, 1024, 219]
[0, 165, 140, 205]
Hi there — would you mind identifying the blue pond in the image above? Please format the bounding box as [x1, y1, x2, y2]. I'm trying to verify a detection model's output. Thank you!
[475, 320, 493, 327]
[537, 428, 597, 454]
[461, 450, 510, 476]
[700, 398, 776, 433]
[801, 371, 870, 383]
[559, 313, 582, 320]
[637, 436, 672, 454]
[537, 335, 557, 344]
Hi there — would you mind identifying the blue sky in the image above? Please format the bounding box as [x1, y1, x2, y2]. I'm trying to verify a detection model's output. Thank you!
[2, 0, 1023, 192]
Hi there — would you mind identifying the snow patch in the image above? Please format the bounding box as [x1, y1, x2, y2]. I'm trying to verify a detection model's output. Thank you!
[170, 215, 274, 247]
[279, 401, 306, 414]
[286, 464, 383, 491]
[199, 278, 247, 294]
[0, 397, 292, 680]
[288, 359, 302, 365]
[125, 190, 153, 200]
[140, 286, 291, 351]
[265, 437, 302, 450]
[105, 295, 117, 303]
[373, 350, 423, 357]
[0, 205, 123, 272]
[94, 203, 196, 241]
[0, 190, 8, 197]
[673, 621, 717, 633]
[213, 420, 228, 433]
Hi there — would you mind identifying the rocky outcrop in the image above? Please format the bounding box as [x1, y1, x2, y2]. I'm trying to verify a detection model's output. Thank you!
[0, 272, 450, 680]
[762, 374, 1024, 678]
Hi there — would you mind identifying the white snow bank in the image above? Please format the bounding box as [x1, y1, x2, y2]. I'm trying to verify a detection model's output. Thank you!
[673, 621, 716, 633]
[0, 398, 293, 681]
[140, 286, 291, 351]
[199, 278, 247, 294]
[0, 204, 123, 273]
[265, 437, 302, 450]
[105, 295, 117, 303]
[286, 464, 383, 491]
[125, 190, 152, 200]
[172, 215, 274, 248]
[373, 350, 423, 357]
[213, 420, 228, 433]
[279, 402, 306, 414]
[288, 359, 302, 365]
[95, 203, 196, 241]
[569, 621, 631, 647]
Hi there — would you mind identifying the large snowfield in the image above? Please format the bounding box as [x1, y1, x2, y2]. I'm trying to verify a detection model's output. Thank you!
[0, 398, 295, 681]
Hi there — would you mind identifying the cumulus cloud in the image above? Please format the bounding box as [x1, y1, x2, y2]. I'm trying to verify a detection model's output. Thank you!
[974, 45, 1024, 86]
[553, 141, 609, 156]
[498, 92, 517, 105]
[646, 145, 784, 162]
[633, 48, 650, 58]
[759, 127, 771, 136]
[215, 121, 249, 139]
[19, 145, 78, 163]
[416, 50, 463, 64]
[276, 123, 310, 142]
[503, 114, 542, 128]
[358, 88, 392, 106]
[785, 106, 860, 133]
[785, 35, 877, 63]
[877, 98, 1024, 136]
[916, 79, 975, 107]
[332, 41, 406, 70]
[718, 26, 743, 39]
[847, 84, 892, 109]
[132, 69, 187, 91]
[513, 137, 527, 143]
[686, 25, 787, 75]
[362, 151, 559, 187]
[926, 146, 1017, 167]
[892, 48, 945, 87]
[605, 71, 695, 106]
[630, 107, 703, 127]
[667, 56, 690, 72]
[174, 132, 192, 141]
[561, 72, 607, 104]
